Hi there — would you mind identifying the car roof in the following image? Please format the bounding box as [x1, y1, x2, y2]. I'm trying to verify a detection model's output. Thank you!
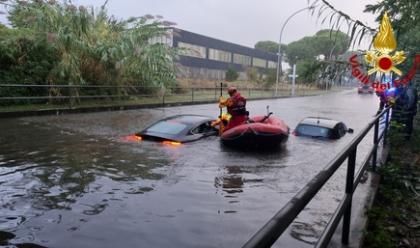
[298, 117, 341, 129]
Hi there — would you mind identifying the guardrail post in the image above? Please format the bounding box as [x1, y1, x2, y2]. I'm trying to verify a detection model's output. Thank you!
[192, 87, 194, 102]
[372, 117, 379, 171]
[383, 109, 390, 145]
[342, 147, 357, 244]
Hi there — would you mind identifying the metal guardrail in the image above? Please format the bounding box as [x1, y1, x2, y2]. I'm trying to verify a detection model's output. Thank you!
[243, 107, 391, 248]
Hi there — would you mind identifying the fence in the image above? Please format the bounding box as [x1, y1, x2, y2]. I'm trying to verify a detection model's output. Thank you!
[0, 83, 328, 110]
[243, 107, 391, 248]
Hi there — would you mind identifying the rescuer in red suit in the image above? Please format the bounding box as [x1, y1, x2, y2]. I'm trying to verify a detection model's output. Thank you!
[219, 86, 248, 131]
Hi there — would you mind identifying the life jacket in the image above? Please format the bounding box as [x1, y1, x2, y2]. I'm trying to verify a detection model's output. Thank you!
[227, 92, 247, 116]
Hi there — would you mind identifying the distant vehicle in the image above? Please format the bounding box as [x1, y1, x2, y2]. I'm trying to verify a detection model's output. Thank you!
[135, 115, 218, 143]
[357, 84, 374, 94]
[293, 117, 353, 139]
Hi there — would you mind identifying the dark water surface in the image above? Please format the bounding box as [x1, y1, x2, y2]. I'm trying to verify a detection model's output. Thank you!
[0, 90, 379, 247]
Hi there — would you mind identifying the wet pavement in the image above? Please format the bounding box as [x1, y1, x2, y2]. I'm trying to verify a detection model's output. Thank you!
[0, 90, 379, 248]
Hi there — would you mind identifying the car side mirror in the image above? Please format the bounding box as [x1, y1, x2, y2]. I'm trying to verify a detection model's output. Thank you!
[347, 128, 354, 134]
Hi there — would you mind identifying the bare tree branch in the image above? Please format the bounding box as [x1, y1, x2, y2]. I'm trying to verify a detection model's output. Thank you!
[309, 0, 376, 49]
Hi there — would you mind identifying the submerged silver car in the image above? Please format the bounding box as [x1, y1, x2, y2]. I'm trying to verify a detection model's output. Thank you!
[294, 117, 353, 139]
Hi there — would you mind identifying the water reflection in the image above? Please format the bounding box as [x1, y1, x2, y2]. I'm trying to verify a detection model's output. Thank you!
[0, 119, 170, 244]
[0, 230, 47, 248]
[290, 221, 321, 245]
[0, 90, 380, 247]
[215, 166, 245, 195]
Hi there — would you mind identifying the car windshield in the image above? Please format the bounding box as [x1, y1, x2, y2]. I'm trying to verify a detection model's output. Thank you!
[296, 124, 330, 138]
[146, 121, 187, 135]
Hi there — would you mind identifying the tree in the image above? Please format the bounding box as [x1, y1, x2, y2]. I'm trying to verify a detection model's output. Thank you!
[254, 40, 286, 55]
[285, 30, 349, 66]
[0, 0, 180, 103]
[0, 26, 58, 104]
[283, 29, 349, 84]
[285, 37, 315, 66]
[308, 0, 376, 49]
[225, 67, 238, 82]
[308, 0, 419, 53]
[364, 0, 420, 54]
[264, 68, 277, 86]
[296, 59, 325, 84]
[308, 0, 419, 88]
[312, 30, 350, 58]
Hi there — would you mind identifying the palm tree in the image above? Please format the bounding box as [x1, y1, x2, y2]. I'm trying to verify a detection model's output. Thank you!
[6, 0, 179, 103]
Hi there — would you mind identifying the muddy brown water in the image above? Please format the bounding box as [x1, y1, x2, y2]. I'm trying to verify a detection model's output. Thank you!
[0, 90, 379, 247]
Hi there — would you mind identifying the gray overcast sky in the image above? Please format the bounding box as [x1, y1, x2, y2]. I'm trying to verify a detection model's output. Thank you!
[1, 0, 378, 48]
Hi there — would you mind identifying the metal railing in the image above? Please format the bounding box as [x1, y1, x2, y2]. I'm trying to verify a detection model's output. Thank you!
[0, 83, 327, 108]
[243, 107, 391, 248]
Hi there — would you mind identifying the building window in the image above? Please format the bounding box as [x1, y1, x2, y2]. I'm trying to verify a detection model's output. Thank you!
[209, 48, 231, 63]
[178, 42, 206, 58]
[148, 31, 173, 47]
[267, 61, 277, 69]
[233, 53, 252, 66]
[253, 58, 267, 68]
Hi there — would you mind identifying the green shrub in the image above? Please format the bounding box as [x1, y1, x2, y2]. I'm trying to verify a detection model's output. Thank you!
[225, 67, 239, 82]
[0, 1, 180, 105]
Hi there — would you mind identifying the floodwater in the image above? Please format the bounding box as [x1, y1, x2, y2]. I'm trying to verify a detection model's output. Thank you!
[0, 90, 379, 248]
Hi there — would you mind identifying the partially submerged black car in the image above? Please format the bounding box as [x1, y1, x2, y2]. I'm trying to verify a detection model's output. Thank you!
[294, 117, 353, 139]
[135, 115, 218, 143]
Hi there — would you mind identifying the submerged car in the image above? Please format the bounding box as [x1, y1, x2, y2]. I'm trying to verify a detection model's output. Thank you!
[293, 117, 353, 139]
[357, 84, 374, 94]
[135, 115, 218, 143]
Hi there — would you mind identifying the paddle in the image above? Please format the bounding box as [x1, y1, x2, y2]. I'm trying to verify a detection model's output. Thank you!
[219, 82, 223, 118]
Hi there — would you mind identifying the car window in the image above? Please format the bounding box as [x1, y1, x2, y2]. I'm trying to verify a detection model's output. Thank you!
[191, 122, 214, 134]
[296, 124, 330, 138]
[146, 121, 187, 135]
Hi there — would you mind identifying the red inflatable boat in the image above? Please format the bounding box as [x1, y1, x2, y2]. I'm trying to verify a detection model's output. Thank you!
[220, 114, 289, 149]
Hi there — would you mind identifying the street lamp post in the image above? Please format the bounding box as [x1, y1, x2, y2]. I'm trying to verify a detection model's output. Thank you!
[275, 5, 316, 96]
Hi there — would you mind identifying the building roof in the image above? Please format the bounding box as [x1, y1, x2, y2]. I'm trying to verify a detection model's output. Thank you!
[172, 28, 277, 61]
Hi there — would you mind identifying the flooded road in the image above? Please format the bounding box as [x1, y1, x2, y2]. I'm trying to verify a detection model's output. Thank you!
[0, 90, 379, 247]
